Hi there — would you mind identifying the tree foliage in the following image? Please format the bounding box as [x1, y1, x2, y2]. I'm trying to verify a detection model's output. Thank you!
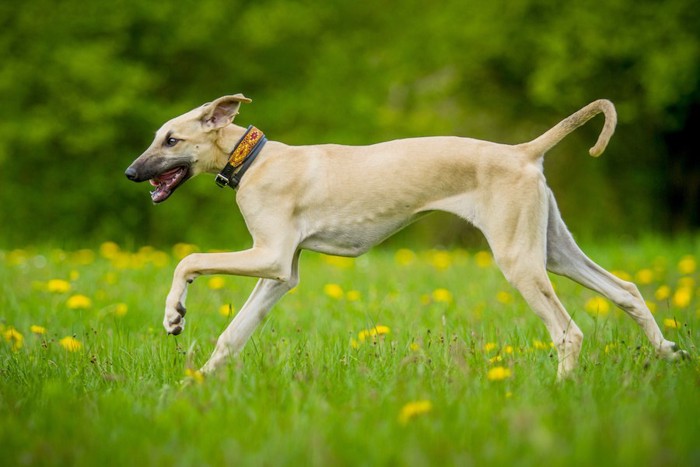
[1, 0, 698, 248]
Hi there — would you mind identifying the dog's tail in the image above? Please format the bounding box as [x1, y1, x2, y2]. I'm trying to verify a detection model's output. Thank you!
[521, 99, 617, 160]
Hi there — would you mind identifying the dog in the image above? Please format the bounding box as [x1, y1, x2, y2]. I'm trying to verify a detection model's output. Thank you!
[125, 94, 687, 379]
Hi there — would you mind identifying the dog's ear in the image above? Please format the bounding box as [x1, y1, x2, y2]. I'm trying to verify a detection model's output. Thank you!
[200, 94, 252, 131]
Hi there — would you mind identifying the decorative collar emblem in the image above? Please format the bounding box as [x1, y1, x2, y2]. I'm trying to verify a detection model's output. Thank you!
[215, 125, 267, 189]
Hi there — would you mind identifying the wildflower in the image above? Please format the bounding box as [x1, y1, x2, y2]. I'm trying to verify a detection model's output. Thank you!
[398, 400, 432, 425]
[346, 290, 361, 301]
[635, 269, 655, 285]
[474, 251, 492, 268]
[605, 343, 616, 353]
[432, 288, 453, 304]
[672, 287, 693, 308]
[323, 255, 354, 269]
[496, 291, 513, 304]
[350, 338, 360, 349]
[409, 342, 421, 352]
[532, 340, 551, 350]
[654, 285, 671, 301]
[504, 345, 514, 354]
[487, 366, 512, 381]
[324, 283, 344, 300]
[394, 248, 416, 266]
[208, 277, 226, 290]
[358, 325, 390, 342]
[3, 327, 24, 351]
[99, 241, 121, 259]
[219, 304, 235, 317]
[30, 325, 47, 335]
[489, 355, 503, 364]
[59, 336, 82, 351]
[47, 279, 71, 294]
[612, 270, 632, 281]
[646, 301, 657, 313]
[114, 303, 128, 317]
[663, 318, 681, 329]
[483, 342, 497, 352]
[428, 250, 452, 270]
[678, 255, 696, 275]
[184, 368, 205, 384]
[66, 294, 92, 310]
[172, 243, 199, 260]
[585, 296, 610, 317]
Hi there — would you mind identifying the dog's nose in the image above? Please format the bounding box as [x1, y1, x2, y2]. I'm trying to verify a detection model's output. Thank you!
[125, 166, 138, 181]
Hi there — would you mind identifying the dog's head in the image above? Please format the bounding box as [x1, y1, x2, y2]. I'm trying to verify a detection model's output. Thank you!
[125, 94, 252, 203]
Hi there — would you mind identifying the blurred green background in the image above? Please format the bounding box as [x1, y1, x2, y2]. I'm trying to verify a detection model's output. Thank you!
[1, 0, 698, 250]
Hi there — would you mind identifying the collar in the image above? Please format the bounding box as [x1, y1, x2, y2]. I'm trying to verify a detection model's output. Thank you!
[215, 125, 267, 189]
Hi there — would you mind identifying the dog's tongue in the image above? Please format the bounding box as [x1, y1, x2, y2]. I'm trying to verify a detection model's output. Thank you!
[149, 167, 183, 203]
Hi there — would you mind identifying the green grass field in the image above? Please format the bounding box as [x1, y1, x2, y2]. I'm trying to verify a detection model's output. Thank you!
[1, 238, 699, 466]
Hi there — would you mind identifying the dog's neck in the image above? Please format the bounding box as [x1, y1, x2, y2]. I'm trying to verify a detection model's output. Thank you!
[214, 124, 251, 170]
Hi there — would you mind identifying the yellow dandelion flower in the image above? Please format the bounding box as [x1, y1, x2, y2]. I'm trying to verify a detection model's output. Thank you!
[483, 342, 497, 352]
[646, 301, 657, 314]
[324, 283, 344, 300]
[66, 294, 92, 310]
[30, 325, 47, 335]
[532, 339, 549, 350]
[114, 303, 128, 317]
[504, 345, 514, 354]
[219, 304, 235, 317]
[208, 276, 226, 290]
[496, 291, 513, 304]
[398, 400, 432, 425]
[350, 338, 360, 349]
[585, 296, 610, 317]
[409, 342, 421, 352]
[672, 287, 693, 308]
[432, 288, 453, 304]
[654, 285, 671, 301]
[663, 318, 681, 329]
[678, 255, 697, 275]
[428, 250, 452, 270]
[487, 366, 512, 381]
[612, 270, 632, 281]
[47, 279, 71, 294]
[184, 368, 205, 384]
[635, 269, 655, 285]
[474, 251, 492, 268]
[149, 251, 170, 268]
[394, 248, 416, 266]
[59, 336, 82, 352]
[346, 290, 361, 302]
[172, 243, 199, 260]
[3, 327, 24, 351]
[99, 241, 121, 259]
[358, 325, 391, 342]
[489, 355, 503, 364]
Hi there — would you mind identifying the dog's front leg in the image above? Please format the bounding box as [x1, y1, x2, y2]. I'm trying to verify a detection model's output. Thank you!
[162, 247, 297, 335]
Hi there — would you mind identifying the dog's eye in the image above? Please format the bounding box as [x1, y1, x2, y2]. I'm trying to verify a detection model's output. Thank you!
[165, 137, 179, 147]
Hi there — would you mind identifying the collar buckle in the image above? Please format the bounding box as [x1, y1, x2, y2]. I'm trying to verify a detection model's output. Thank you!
[214, 173, 230, 188]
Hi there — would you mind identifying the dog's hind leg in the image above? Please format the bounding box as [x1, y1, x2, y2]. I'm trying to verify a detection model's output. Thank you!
[544, 190, 688, 361]
[200, 250, 301, 374]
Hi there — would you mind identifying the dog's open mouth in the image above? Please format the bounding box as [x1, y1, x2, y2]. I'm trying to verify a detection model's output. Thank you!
[149, 166, 189, 203]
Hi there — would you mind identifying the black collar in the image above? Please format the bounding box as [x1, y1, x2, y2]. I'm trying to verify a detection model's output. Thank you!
[215, 125, 267, 189]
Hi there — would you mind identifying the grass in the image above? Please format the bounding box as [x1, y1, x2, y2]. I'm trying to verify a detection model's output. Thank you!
[1, 237, 699, 466]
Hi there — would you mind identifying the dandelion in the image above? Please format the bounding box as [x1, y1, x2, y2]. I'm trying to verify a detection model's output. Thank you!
[646, 301, 657, 313]
[219, 304, 235, 317]
[432, 288, 453, 304]
[3, 327, 24, 351]
[474, 251, 492, 268]
[504, 345, 514, 354]
[66, 294, 92, 310]
[428, 250, 452, 270]
[47, 279, 71, 293]
[487, 366, 512, 381]
[635, 269, 655, 285]
[208, 277, 226, 290]
[395, 248, 416, 266]
[409, 342, 421, 352]
[585, 296, 610, 317]
[532, 340, 551, 350]
[114, 303, 128, 317]
[323, 255, 354, 269]
[346, 290, 361, 302]
[663, 318, 681, 329]
[30, 325, 46, 335]
[654, 285, 671, 301]
[324, 283, 344, 300]
[672, 287, 693, 308]
[59, 336, 82, 351]
[489, 355, 503, 364]
[612, 270, 632, 281]
[398, 400, 432, 425]
[678, 255, 696, 275]
[173, 243, 199, 260]
[496, 291, 513, 304]
[483, 342, 497, 352]
[99, 241, 121, 259]
[350, 338, 360, 349]
[358, 325, 391, 342]
[184, 368, 205, 384]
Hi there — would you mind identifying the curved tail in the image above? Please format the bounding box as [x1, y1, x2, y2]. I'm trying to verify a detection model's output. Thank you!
[521, 99, 617, 160]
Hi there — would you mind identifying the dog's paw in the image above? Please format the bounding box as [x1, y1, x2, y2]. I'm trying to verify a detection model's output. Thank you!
[658, 341, 690, 361]
[163, 302, 187, 335]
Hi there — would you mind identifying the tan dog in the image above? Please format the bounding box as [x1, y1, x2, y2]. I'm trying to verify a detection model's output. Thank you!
[125, 95, 687, 379]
